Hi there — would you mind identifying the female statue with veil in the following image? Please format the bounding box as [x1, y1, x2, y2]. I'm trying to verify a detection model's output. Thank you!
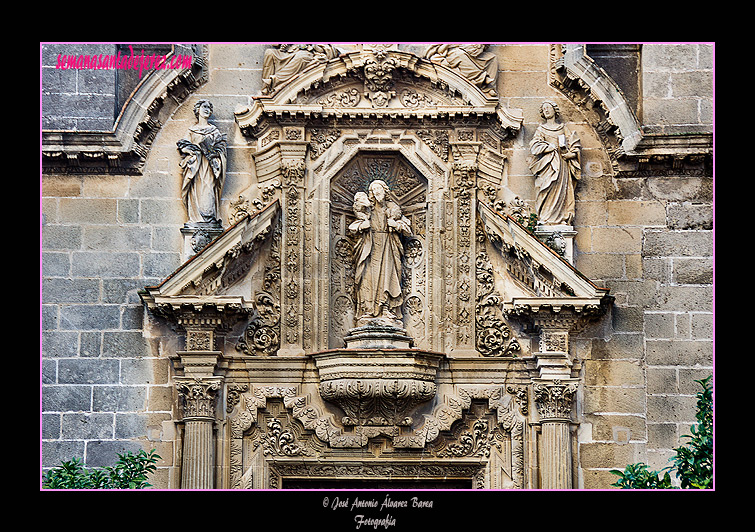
[348, 180, 412, 326]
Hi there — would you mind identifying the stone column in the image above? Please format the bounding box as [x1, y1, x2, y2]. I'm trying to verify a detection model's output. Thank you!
[533, 378, 578, 489]
[175, 376, 222, 489]
[174, 307, 225, 489]
[531, 309, 579, 489]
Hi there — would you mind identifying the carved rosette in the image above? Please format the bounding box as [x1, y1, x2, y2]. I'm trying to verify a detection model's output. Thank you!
[533, 379, 578, 422]
[176, 377, 222, 420]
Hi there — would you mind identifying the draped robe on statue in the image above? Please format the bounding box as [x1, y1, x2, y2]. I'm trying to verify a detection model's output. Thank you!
[178, 125, 227, 225]
[528, 123, 581, 225]
[352, 196, 411, 323]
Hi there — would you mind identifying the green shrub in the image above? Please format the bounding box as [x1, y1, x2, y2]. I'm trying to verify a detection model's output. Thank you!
[42, 449, 161, 489]
[610, 376, 713, 489]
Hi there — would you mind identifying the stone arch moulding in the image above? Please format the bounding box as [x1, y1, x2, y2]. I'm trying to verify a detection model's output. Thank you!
[550, 43, 712, 177]
[42, 44, 209, 175]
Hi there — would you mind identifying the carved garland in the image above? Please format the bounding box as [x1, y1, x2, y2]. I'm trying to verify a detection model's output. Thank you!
[475, 249, 520, 357]
[236, 221, 282, 356]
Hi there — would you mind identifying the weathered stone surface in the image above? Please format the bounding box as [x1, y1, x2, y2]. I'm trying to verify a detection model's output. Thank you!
[40, 43, 714, 490]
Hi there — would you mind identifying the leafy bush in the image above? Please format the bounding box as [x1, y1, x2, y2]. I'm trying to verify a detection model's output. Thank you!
[610, 376, 712, 489]
[42, 449, 161, 489]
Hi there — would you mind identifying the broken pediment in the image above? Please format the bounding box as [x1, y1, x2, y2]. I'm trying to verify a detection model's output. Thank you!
[476, 199, 611, 321]
[139, 200, 280, 322]
[234, 47, 524, 141]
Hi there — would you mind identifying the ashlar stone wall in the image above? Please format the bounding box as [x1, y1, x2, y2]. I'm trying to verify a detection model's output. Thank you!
[571, 44, 713, 488]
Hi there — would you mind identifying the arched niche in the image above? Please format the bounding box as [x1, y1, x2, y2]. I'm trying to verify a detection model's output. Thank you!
[326, 149, 431, 348]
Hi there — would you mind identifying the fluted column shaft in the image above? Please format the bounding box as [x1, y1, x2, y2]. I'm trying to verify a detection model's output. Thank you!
[175, 375, 222, 489]
[534, 378, 578, 490]
[182, 419, 215, 489]
[540, 420, 572, 489]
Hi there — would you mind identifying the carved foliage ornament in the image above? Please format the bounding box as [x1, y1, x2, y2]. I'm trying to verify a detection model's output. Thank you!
[237, 221, 282, 356]
[533, 380, 578, 421]
[439, 418, 503, 458]
[319, 379, 437, 427]
[176, 378, 221, 419]
[254, 417, 311, 457]
[475, 250, 520, 357]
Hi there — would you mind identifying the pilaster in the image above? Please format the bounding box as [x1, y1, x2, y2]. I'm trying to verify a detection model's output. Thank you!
[279, 137, 308, 355]
[447, 136, 480, 355]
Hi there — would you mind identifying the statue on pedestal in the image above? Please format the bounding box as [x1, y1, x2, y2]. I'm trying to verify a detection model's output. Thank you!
[178, 99, 227, 226]
[177, 99, 227, 257]
[528, 101, 581, 226]
[349, 180, 412, 328]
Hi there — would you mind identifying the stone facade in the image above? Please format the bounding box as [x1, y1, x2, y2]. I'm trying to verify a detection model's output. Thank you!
[41, 43, 714, 489]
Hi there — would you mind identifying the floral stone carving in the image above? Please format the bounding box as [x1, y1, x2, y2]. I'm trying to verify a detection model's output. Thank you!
[312, 349, 443, 428]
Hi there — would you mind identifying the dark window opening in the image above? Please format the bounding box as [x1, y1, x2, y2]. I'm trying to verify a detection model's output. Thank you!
[585, 44, 642, 119]
[281, 478, 474, 489]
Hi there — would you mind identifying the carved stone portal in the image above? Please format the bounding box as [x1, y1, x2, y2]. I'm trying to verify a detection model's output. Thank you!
[140, 46, 614, 490]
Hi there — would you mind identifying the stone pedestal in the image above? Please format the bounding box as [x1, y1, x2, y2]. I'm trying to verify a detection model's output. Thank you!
[312, 348, 443, 428]
[535, 224, 576, 264]
[181, 221, 223, 260]
[343, 321, 414, 349]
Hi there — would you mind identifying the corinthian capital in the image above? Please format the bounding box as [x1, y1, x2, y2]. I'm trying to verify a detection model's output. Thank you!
[175, 376, 223, 420]
[533, 379, 578, 422]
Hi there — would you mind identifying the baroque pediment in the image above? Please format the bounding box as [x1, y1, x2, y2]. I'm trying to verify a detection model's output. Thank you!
[234, 47, 523, 140]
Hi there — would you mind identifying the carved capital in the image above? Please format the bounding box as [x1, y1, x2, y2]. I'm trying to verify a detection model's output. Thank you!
[282, 158, 306, 186]
[176, 376, 222, 420]
[533, 379, 578, 422]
